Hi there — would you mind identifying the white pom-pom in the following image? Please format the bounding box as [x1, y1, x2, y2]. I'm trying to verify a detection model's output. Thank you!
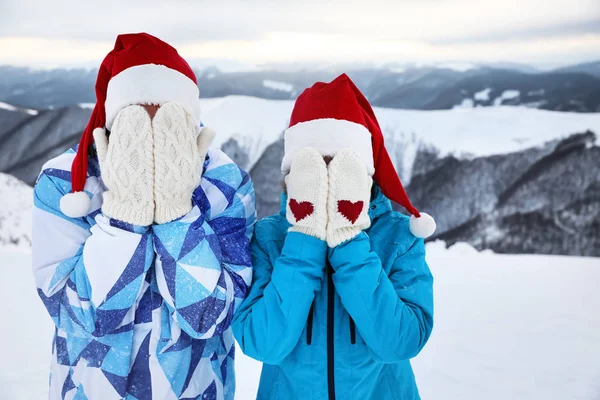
[92, 127, 106, 136]
[409, 212, 436, 238]
[60, 191, 91, 218]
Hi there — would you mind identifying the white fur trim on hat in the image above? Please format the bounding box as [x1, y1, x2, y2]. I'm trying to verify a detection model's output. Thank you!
[60, 191, 91, 218]
[409, 212, 436, 238]
[281, 118, 374, 175]
[105, 64, 201, 130]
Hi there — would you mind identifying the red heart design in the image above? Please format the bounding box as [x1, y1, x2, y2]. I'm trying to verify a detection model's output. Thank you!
[289, 199, 314, 222]
[337, 200, 364, 224]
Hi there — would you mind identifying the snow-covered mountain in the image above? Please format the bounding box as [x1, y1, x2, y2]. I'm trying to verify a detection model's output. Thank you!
[410, 131, 600, 256]
[2, 62, 600, 112]
[210, 97, 599, 256]
[0, 101, 38, 115]
[201, 96, 600, 175]
[0, 173, 32, 249]
[0, 104, 91, 184]
[1, 97, 599, 255]
[2, 243, 599, 399]
[555, 60, 600, 78]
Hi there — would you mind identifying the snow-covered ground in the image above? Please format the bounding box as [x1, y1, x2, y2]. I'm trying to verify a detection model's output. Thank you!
[0, 173, 32, 249]
[2, 244, 598, 399]
[200, 96, 600, 171]
[474, 88, 492, 101]
[493, 89, 521, 106]
[262, 79, 294, 93]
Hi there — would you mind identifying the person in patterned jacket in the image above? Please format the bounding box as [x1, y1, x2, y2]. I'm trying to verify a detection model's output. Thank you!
[32, 33, 256, 400]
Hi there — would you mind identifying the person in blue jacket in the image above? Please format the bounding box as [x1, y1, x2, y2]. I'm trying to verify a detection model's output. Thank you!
[233, 74, 436, 399]
[32, 33, 255, 400]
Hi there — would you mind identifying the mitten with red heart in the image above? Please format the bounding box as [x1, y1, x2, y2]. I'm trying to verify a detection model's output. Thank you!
[327, 148, 373, 247]
[285, 147, 329, 241]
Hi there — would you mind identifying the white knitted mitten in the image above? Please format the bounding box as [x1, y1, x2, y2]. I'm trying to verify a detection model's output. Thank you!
[327, 149, 373, 247]
[285, 147, 329, 241]
[93, 105, 155, 226]
[153, 102, 215, 224]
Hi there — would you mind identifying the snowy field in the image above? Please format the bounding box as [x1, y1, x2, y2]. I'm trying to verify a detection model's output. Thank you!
[0, 173, 32, 248]
[1, 243, 599, 400]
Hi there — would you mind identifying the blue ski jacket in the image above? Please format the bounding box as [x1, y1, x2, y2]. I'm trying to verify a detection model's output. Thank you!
[233, 186, 434, 400]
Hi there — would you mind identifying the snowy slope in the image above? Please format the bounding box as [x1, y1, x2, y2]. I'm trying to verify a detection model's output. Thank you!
[200, 96, 600, 179]
[2, 96, 599, 183]
[200, 97, 291, 169]
[0, 173, 32, 249]
[2, 97, 600, 250]
[0, 101, 38, 115]
[1, 245, 598, 400]
[262, 79, 294, 93]
[414, 242, 600, 400]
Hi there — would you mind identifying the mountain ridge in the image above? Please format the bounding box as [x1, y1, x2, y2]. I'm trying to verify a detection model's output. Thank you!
[2, 62, 600, 112]
[0, 97, 598, 256]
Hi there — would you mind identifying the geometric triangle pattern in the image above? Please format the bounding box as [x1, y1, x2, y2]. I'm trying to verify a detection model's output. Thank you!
[126, 332, 152, 399]
[34, 148, 256, 400]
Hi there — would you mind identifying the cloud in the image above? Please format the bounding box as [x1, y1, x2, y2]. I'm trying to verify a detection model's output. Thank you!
[431, 18, 600, 45]
[2, 0, 599, 43]
[0, 0, 599, 67]
[0, 0, 325, 42]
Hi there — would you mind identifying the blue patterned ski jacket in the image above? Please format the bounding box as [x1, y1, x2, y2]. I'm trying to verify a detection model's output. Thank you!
[32, 147, 256, 400]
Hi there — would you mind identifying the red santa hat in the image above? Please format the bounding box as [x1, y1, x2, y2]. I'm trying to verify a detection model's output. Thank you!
[60, 32, 203, 218]
[282, 73, 436, 238]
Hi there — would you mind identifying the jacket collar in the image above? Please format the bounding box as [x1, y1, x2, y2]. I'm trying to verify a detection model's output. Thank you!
[278, 184, 392, 221]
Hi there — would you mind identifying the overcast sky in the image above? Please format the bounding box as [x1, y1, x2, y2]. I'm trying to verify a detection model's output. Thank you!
[1, 0, 599, 69]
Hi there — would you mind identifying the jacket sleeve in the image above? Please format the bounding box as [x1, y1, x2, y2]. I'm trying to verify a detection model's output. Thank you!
[329, 231, 434, 362]
[152, 175, 256, 339]
[233, 231, 326, 365]
[32, 169, 154, 337]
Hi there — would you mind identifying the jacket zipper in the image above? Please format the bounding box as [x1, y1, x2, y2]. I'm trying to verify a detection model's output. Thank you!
[349, 317, 356, 345]
[327, 263, 336, 400]
[306, 301, 314, 345]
